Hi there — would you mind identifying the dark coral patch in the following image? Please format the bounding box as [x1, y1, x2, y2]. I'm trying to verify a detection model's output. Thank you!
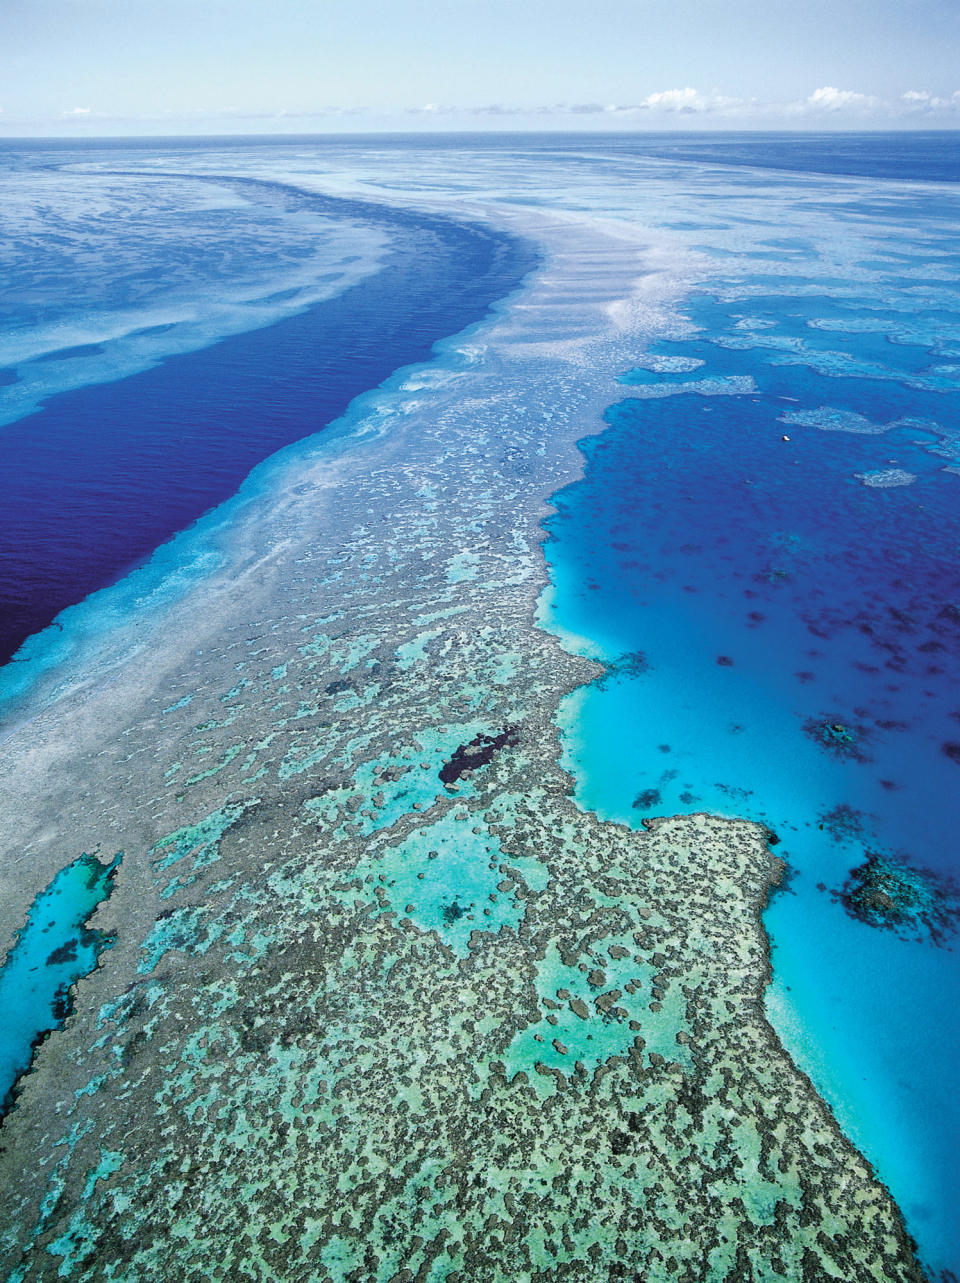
[439, 726, 518, 785]
[610, 1129, 632, 1156]
[632, 789, 662, 811]
[819, 804, 869, 842]
[46, 942, 78, 967]
[832, 854, 960, 946]
[803, 716, 871, 762]
[608, 651, 650, 679]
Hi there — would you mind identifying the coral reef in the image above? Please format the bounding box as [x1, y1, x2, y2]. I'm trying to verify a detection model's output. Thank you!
[0, 206, 924, 1282]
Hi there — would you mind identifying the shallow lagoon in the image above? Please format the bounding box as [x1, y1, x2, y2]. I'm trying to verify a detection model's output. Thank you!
[0, 851, 120, 1116]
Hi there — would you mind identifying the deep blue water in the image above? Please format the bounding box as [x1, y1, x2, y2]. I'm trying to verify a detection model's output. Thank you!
[543, 190, 960, 1272]
[14, 130, 959, 182]
[565, 131, 960, 184]
[0, 154, 534, 667]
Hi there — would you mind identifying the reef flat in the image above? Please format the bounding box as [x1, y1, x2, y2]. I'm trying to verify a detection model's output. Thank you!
[0, 202, 923, 1280]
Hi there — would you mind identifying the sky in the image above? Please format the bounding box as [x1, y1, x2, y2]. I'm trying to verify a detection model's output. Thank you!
[2, 0, 959, 135]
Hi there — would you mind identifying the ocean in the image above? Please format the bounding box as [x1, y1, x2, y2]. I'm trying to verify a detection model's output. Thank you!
[0, 132, 957, 1278]
[0, 149, 533, 669]
[537, 133, 960, 1276]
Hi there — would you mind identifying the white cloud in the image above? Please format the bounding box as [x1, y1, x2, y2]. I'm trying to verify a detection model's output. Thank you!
[641, 87, 706, 113]
[901, 89, 960, 112]
[471, 103, 529, 116]
[29, 87, 960, 133]
[621, 88, 750, 116]
[805, 86, 879, 112]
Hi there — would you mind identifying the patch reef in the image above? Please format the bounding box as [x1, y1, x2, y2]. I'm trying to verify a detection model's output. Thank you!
[0, 207, 923, 1281]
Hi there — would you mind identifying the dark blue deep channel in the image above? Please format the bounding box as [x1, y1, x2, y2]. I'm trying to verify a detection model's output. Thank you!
[0, 171, 536, 667]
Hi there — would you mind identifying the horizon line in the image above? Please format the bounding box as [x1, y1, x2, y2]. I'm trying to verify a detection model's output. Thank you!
[4, 125, 960, 143]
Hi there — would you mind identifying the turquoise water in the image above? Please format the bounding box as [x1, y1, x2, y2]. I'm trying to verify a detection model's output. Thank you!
[542, 192, 960, 1274]
[0, 852, 121, 1117]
